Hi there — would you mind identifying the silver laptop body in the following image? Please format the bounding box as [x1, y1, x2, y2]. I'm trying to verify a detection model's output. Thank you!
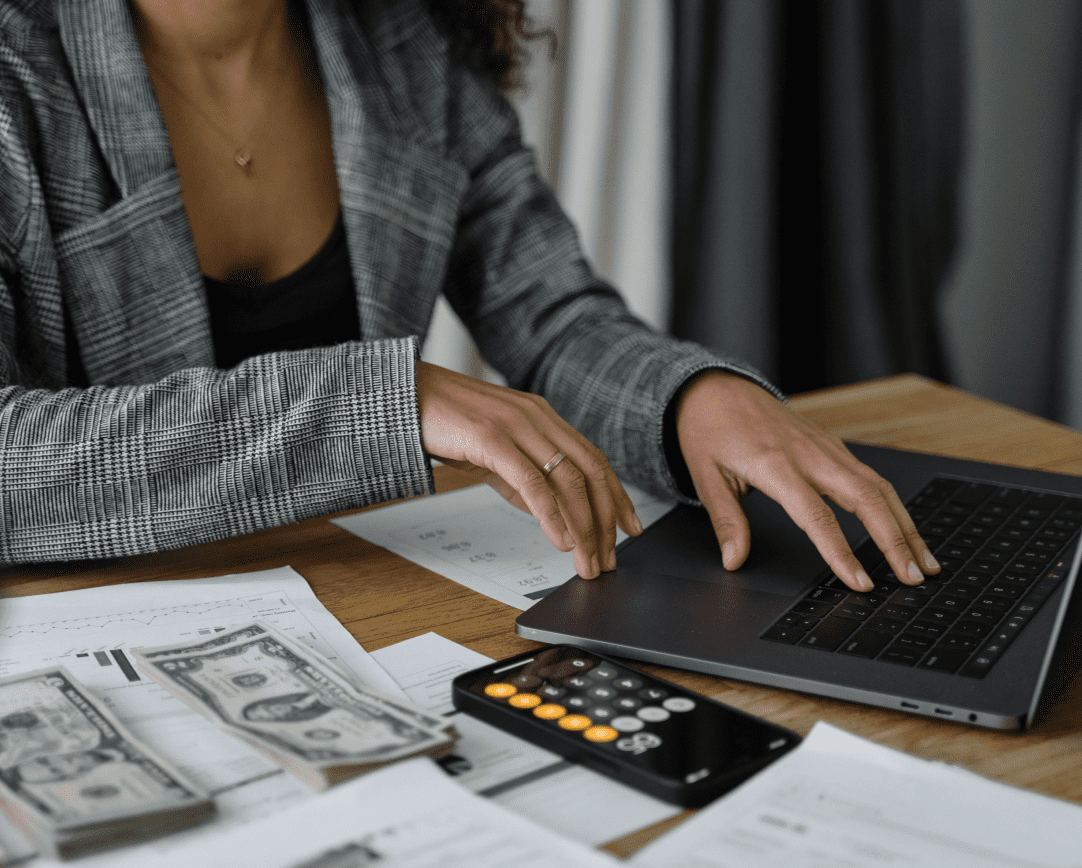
[517, 444, 1082, 730]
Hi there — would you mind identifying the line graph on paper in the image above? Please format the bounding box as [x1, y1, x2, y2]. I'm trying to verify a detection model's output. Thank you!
[0, 597, 256, 642]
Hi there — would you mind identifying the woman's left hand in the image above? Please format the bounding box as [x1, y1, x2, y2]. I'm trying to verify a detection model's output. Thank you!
[674, 371, 940, 593]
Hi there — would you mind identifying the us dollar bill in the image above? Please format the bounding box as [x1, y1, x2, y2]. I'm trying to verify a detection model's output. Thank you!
[138, 623, 274, 660]
[133, 626, 453, 773]
[0, 668, 213, 839]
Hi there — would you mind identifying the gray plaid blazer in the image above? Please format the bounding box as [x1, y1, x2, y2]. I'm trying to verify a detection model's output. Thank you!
[0, 0, 780, 563]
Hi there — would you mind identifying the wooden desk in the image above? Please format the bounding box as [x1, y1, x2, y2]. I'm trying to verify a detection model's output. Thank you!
[4, 374, 1081, 856]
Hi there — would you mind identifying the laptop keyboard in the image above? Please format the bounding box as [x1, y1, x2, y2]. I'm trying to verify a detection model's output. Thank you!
[761, 478, 1082, 678]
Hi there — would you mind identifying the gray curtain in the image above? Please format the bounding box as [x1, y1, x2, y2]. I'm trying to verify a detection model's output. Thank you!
[670, 0, 964, 396]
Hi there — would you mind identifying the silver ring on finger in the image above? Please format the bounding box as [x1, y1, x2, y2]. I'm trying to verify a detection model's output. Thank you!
[542, 451, 566, 475]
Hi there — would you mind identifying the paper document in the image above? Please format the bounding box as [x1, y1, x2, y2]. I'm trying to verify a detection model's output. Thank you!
[333, 482, 673, 608]
[0, 567, 401, 864]
[96, 757, 618, 868]
[370, 632, 682, 847]
[630, 721, 1082, 868]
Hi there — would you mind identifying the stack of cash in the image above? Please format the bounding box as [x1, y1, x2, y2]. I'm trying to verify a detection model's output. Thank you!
[133, 622, 457, 791]
[0, 668, 215, 860]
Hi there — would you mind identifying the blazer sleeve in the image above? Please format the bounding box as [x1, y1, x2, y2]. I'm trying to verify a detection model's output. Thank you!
[0, 329, 434, 563]
[438, 70, 784, 504]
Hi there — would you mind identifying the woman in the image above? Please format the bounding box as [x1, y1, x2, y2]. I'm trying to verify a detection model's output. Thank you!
[0, 0, 936, 591]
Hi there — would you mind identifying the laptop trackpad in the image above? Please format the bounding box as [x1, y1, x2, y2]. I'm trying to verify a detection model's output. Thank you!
[619, 494, 844, 599]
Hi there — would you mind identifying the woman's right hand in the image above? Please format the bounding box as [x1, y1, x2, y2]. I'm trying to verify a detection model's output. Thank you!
[415, 361, 643, 579]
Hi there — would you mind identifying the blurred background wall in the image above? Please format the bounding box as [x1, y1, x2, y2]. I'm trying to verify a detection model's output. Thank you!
[421, 0, 1082, 432]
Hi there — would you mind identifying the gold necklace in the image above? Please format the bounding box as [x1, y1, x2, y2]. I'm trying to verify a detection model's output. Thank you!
[146, 60, 273, 174]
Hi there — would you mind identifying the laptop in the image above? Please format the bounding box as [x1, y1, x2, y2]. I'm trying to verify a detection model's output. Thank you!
[516, 443, 1082, 730]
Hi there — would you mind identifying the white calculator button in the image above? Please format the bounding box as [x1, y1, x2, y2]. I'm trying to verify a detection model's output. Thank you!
[611, 715, 645, 732]
[663, 697, 696, 712]
[637, 706, 670, 723]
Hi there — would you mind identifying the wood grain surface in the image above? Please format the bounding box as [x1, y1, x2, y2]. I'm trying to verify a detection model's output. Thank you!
[3, 374, 1080, 856]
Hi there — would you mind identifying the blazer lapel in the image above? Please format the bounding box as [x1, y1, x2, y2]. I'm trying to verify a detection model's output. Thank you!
[54, 0, 213, 385]
[306, 0, 470, 343]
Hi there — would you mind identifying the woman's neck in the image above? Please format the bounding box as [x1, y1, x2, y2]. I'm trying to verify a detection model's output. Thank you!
[133, 0, 294, 91]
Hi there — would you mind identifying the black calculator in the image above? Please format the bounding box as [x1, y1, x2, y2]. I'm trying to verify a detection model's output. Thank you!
[451, 644, 800, 807]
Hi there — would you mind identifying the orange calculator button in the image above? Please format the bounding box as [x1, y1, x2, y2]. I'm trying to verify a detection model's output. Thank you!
[484, 683, 518, 699]
[533, 703, 567, 720]
[557, 714, 592, 731]
[583, 725, 619, 742]
[509, 693, 542, 709]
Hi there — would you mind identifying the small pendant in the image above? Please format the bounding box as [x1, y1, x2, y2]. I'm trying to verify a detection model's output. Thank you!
[235, 150, 252, 172]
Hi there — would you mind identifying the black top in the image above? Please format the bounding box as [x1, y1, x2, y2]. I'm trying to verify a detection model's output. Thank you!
[205, 212, 360, 369]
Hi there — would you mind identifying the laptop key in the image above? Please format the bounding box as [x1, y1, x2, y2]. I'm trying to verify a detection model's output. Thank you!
[985, 583, 1023, 599]
[927, 594, 965, 612]
[959, 639, 1010, 678]
[940, 634, 980, 652]
[836, 603, 875, 620]
[865, 617, 905, 635]
[791, 600, 834, 618]
[960, 608, 1002, 626]
[973, 596, 1012, 612]
[895, 633, 935, 651]
[800, 617, 859, 651]
[905, 621, 948, 638]
[916, 607, 959, 625]
[951, 482, 996, 504]
[998, 571, 1035, 586]
[938, 583, 980, 599]
[880, 648, 922, 666]
[951, 620, 992, 637]
[776, 614, 819, 630]
[838, 630, 894, 658]
[917, 648, 970, 674]
[890, 590, 929, 607]
[847, 591, 888, 608]
[952, 572, 992, 587]
[878, 604, 919, 621]
[761, 625, 806, 645]
[806, 587, 845, 603]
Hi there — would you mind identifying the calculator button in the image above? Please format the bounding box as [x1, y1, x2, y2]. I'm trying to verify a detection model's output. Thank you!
[590, 665, 618, 679]
[565, 696, 589, 709]
[588, 706, 615, 720]
[587, 686, 617, 701]
[508, 693, 541, 709]
[583, 726, 619, 742]
[484, 683, 517, 698]
[533, 703, 566, 720]
[611, 716, 645, 732]
[613, 697, 642, 711]
[639, 687, 668, 701]
[613, 677, 643, 690]
[662, 697, 696, 713]
[637, 706, 670, 723]
[557, 714, 592, 731]
[565, 676, 590, 689]
[539, 685, 566, 699]
[510, 674, 541, 689]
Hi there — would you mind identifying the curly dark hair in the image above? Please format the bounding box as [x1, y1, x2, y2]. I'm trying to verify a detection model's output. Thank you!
[423, 0, 553, 93]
